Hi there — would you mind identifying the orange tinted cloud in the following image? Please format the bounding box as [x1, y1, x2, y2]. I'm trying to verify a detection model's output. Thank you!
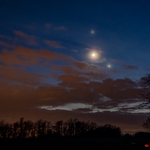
[51, 65, 81, 76]
[14, 30, 38, 46]
[58, 75, 89, 83]
[73, 61, 100, 70]
[0, 46, 72, 65]
[54, 26, 66, 30]
[0, 41, 15, 48]
[0, 45, 146, 134]
[37, 49, 72, 61]
[51, 65, 108, 80]
[44, 40, 63, 48]
[0, 34, 12, 40]
[45, 23, 52, 28]
[0, 65, 45, 86]
[0, 47, 39, 65]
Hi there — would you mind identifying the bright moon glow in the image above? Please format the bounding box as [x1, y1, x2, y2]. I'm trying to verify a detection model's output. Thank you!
[92, 53, 96, 57]
[88, 50, 99, 60]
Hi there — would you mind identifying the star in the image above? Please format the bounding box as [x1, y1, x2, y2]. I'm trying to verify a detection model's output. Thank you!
[91, 30, 94, 34]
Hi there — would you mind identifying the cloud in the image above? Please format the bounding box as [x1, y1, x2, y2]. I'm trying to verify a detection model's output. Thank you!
[54, 26, 66, 30]
[0, 34, 12, 40]
[37, 49, 71, 61]
[44, 40, 63, 49]
[73, 61, 101, 70]
[14, 30, 38, 46]
[58, 75, 89, 83]
[51, 62, 109, 80]
[0, 47, 143, 107]
[0, 47, 39, 65]
[0, 73, 146, 134]
[0, 46, 146, 134]
[71, 49, 78, 53]
[73, 61, 89, 69]
[38, 101, 147, 114]
[121, 65, 139, 70]
[0, 41, 15, 48]
[0, 107, 146, 134]
[109, 58, 126, 63]
[0, 65, 46, 86]
[39, 103, 92, 111]
[0, 46, 72, 66]
[45, 23, 52, 28]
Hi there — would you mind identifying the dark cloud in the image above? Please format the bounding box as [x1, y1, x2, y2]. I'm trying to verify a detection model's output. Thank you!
[121, 65, 139, 70]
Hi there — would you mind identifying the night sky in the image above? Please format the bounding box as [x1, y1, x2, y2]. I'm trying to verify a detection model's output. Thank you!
[0, 0, 150, 134]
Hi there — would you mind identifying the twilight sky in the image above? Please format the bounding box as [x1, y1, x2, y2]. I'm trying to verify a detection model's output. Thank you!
[0, 0, 150, 134]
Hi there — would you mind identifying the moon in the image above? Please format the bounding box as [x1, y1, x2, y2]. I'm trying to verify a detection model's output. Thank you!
[92, 53, 96, 57]
[88, 50, 99, 60]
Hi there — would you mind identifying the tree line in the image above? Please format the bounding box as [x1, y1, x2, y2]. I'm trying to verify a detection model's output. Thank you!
[0, 118, 122, 138]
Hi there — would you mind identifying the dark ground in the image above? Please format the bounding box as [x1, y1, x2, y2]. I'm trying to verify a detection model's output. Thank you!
[0, 138, 149, 150]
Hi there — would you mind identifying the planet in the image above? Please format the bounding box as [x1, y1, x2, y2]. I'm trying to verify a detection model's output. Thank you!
[107, 65, 111, 68]
[91, 30, 94, 34]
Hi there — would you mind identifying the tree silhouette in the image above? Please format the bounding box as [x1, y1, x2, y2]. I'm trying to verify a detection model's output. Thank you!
[13, 121, 20, 138]
[94, 124, 121, 138]
[19, 117, 24, 138]
[23, 120, 34, 138]
[143, 118, 150, 131]
[53, 120, 63, 137]
[0, 120, 10, 138]
[141, 73, 150, 131]
[141, 73, 150, 105]
[0, 117, 123, 138]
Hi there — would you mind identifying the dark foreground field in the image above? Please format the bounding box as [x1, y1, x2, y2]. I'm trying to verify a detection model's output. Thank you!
[0, 138, 149, 150]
